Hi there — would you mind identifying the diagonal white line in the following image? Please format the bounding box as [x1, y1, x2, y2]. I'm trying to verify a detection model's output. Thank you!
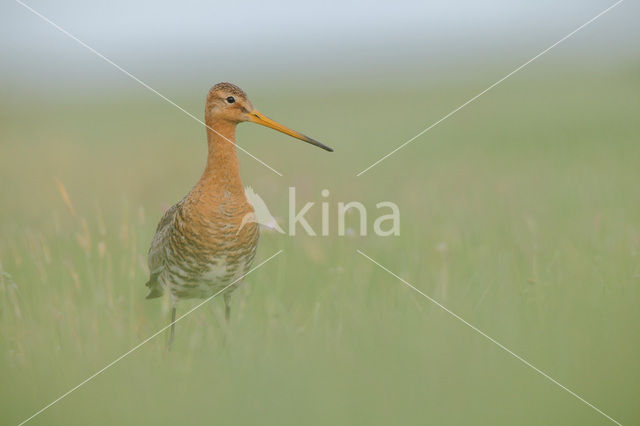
[356, 249, 622, 426]
[17, 250, 283, 426]
[14, 0, 283, 177]
[356, 0, 625, 176]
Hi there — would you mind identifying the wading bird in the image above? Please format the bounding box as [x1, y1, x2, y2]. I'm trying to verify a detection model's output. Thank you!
[145, 83, 332, 347]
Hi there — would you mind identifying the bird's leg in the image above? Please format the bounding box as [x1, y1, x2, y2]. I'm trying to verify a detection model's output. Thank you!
[168, 306, 176, 351]
[224, 293, 231, 323]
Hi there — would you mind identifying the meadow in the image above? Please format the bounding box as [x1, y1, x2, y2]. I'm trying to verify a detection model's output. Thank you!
[1, 62, 639, 425]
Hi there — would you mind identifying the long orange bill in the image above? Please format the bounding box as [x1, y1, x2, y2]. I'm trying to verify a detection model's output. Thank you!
[248, 110, 333, 152]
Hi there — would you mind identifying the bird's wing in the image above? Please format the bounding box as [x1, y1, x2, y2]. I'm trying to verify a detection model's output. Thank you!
[145, 199, 183, 295]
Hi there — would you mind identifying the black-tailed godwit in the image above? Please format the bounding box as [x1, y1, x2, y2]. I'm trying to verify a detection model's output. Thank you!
[145, 82, 332, 347]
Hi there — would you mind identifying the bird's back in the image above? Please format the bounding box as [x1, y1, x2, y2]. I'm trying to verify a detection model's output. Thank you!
[145, 200, 183, 298]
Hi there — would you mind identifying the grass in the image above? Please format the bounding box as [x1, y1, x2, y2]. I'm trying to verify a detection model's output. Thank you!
[1, 63, 639, 425]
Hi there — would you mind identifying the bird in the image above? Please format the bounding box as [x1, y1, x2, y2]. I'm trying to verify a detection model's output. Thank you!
[145, 82, 332, 348]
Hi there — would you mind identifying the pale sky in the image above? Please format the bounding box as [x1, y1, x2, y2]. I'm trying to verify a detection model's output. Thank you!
[2, 1, 637, 91]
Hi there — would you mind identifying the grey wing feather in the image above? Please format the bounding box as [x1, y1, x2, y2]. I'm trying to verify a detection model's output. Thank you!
[145, 200, 183, 298]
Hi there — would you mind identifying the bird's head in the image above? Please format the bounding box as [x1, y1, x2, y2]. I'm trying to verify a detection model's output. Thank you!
[205, 82, 333, 152]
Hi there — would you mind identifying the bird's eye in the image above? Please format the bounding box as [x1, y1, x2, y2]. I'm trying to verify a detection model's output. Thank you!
[226, 96, 235, 104]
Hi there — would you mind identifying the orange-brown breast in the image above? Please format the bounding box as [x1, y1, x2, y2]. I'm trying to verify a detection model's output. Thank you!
[158, 185, 259, 299]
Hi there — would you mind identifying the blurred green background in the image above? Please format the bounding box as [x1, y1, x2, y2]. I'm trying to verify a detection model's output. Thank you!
[2, 1, 639, 425]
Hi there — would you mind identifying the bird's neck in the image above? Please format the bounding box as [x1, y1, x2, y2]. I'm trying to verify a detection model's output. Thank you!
[199, 120, 244, 195]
